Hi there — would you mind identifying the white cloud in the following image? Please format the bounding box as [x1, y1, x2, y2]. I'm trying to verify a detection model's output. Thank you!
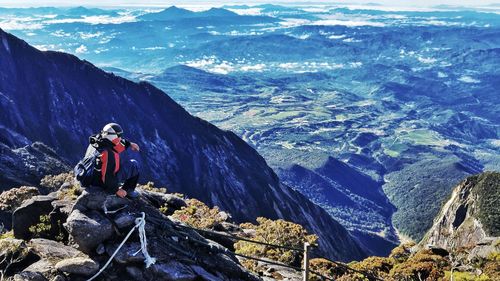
[78, 31, 104, 39]
[226, 8, 262, 16]
[458, 75, 480, 83]
[75, 44, 88, 54]
[0, 18, 44, 30]
[45, 15, 136, 25]
[313, 19, 385, 27]
[143, 46, 166, 50]
[418, 56, 437, 64]
[241, 63, 266, 72]
[51, 30, 72, 37]
[209, 61, 234, 74]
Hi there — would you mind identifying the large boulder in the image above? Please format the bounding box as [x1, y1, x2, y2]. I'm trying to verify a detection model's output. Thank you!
[29, 239, 87, 261]
[147, 261, 197, 281]
[140, 190, 187, 211]
[12, 195, 56, 240]
[106, 242, 146, 264]
[55, 257, 99, 276]
[13, 272, 47, 281]
[72, 186, 127, 212]
[0, 186, 39, 229]
[64, 209, 114, 254]
[22, 260, 55, 278]
[28, 239, 98, 279]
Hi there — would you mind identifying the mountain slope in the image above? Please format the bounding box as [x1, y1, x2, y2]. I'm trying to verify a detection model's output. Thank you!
[278, 157, 397, 257]
[421, 171, 500, 250]
[0, 29, 365, 261]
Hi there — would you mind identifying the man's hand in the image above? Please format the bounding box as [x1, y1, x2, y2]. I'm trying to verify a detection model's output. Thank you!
[130, 142, 140, 152]
[116, 188, 127, 198]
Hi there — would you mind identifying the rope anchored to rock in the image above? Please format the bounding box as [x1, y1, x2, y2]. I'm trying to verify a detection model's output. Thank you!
[86, 212, 156, 281]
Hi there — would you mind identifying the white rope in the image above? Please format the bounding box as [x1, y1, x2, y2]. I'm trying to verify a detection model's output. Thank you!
[136, 212, 156, 268]
[86, 212, 156, 281]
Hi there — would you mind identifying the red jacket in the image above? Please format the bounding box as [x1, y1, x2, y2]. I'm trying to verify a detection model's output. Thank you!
[85, 134, 130, 190]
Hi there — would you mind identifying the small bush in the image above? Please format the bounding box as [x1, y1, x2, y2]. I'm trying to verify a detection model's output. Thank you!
[0, 232, 13, 240]
[309, 258, 348, 280]
[40, 172, 74, 191]
[351, 256, 394, 280]
[389, 242, 416, 263]
[0, 238, 30, 277]
[138, 182, 167, 193]
[234, 217, 318, 272]
[0, 186, 39, 211]
[28, 215, 65, 241]
[171, 199, 226, 229]
[58, 184, 82, 201]
[389, 249, 449, 281]
[444, 271, 491, 281]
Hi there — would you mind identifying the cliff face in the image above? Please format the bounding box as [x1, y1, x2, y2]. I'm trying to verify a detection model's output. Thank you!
[0, 29, 365, 261]
[421, 172, 500, 250]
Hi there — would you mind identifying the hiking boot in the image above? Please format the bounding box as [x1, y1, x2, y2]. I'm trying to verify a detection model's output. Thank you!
[126, 190, 140, 198]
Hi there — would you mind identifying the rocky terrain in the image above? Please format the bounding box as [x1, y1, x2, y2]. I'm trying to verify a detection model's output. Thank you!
[0, 176, 285, 281]
[421, 172, 500, 257]
[2, 171, 496, 281]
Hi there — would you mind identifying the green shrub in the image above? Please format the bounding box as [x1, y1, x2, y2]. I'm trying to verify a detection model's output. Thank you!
[40, 172, 74, 191]
[234, 217, 318, 272]
[28, 215, 65, 241]
[443, 271, 491, 281]
[171, 199, 226, 229]
[389, 249, 449, 281]
[309, 258, 348, 280]
[389, 242, 415, 263]
[351, 256, 394, 280]
[0, 186, 39, 211]
[57, 183, 82, 200]
[138, 181, 167, 193]
[0, 238, 30, 278]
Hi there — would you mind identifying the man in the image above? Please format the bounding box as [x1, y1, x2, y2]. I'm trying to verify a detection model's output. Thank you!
[83, 123, 141, 198]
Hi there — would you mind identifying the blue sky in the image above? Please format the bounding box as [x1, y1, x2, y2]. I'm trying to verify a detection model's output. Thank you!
[0, 0, 499, 8]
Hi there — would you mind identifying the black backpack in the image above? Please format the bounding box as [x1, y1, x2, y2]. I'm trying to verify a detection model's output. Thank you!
[74, 150, 99, 187]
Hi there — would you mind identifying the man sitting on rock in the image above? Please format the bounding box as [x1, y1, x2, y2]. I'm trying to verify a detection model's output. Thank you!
[82, 123, 141, 198]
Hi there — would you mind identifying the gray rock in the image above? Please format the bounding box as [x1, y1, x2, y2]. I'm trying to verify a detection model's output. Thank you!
[23, 260, 55, 276]
[106, 242, 145, 264]
[190, 265, 223, 281]
[55, 257, 99, 276]
[149, 261, 197, 281]
[73, 187, 128, 212]
[12, 195, 56, 240]
[50, 276, 66, 281]
[126, 266, 145, 280]
[140, 190, 187, 210]
[51, 200, 73, 217]
[114, 212, 136, 229]
[217, 211, 231, 222]
[13, 272, 48, 281]
[29, 238, 86, 261]
[96, 243, 106, 255]
[64, 209, 114, 253]
[468, 241, 499, 261]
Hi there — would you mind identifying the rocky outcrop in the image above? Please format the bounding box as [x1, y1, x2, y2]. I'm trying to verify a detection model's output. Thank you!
[421, 172, 500, 255]
[2, 182, 264, 281]
[0, 28, 365, 260]
[0, 142, 69, 190]
[12, 195, 57, 240]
